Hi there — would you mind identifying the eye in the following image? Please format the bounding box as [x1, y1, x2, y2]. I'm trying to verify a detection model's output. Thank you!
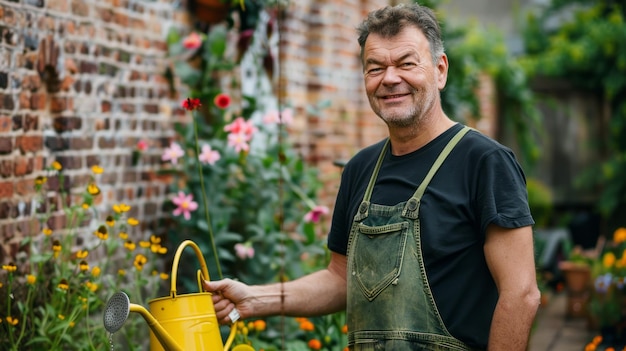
[367, 67, 383, 74]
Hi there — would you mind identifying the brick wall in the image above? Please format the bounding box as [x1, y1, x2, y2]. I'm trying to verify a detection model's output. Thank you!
[0, 0, 189, 262]
[280, 0, 390, 208]
[0, 0, 401, 264]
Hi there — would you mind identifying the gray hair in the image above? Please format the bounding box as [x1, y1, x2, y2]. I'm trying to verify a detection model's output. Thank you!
[357, 3, 444, 64]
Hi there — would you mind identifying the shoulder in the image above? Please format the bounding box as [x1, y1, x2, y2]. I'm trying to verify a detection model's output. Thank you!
[343, 138, 388, 173]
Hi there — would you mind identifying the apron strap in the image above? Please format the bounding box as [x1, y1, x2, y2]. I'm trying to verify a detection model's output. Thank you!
[354, 138, 389, 222]
[402, 126, 471, 219]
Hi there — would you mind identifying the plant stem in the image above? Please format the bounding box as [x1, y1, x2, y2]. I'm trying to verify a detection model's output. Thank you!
[192, 112, 223, 279]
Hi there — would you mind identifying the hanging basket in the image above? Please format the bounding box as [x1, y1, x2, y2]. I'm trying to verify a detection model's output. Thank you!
[191, 0, 232, 24]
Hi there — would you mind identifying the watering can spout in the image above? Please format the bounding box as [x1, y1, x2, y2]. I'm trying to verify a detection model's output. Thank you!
[129, 302, 183, 351]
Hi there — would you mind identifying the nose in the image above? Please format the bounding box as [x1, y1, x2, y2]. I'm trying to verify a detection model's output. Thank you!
[381, 66, 402, 85]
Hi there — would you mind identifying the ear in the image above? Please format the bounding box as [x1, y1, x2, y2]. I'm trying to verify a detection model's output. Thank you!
[436, 53, 449, 90]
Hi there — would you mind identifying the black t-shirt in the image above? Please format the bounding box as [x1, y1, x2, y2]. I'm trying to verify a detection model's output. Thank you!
[327, 123, 534, 348]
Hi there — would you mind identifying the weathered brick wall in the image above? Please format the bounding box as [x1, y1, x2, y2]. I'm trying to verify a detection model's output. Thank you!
[280, 0, 390, 208]
[0, 0, 189, 262]
[0, 0, 415, 264]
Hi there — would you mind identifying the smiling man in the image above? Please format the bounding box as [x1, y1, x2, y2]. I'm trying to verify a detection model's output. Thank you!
[204, 3, 540, 350]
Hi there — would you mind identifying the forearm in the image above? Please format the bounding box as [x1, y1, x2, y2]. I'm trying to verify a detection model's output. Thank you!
[248, 268, 347, 318]
[488, 289, 540, 350]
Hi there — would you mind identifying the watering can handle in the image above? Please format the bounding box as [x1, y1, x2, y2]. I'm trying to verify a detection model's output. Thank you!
[169, 240, 210, 298]
[169, 240, 244, 351]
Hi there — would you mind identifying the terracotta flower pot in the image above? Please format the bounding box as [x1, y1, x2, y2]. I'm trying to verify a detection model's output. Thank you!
[559, 260, 592, 294]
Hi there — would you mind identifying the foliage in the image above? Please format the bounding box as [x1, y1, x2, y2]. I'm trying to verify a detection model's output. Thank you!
[520, 0, 626, 217]
[0, 163, 169, 350]
[162, 5, 344, 350]
[412, 0, 543, 171]
[526, 177, 554, 228]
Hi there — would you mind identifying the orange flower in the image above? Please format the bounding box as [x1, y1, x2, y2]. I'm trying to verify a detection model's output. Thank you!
[253, 319, 266, 331]
[307, 339, 322, 350]
[614, 227, 626, 244]
[341, 324, 348, 334]
[299, 319, 314, 331]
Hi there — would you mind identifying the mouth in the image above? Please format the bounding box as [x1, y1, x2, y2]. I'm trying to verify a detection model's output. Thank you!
[380, 93, 409, 102]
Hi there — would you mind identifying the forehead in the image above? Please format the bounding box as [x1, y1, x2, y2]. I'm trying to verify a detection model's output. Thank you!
[363, 26, 431, 62]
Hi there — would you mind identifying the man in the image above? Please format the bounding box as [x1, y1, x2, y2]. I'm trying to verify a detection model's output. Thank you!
[204, 3, 540, 350]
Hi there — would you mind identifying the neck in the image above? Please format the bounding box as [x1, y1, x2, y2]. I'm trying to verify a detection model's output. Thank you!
[387, 112, 456, 156]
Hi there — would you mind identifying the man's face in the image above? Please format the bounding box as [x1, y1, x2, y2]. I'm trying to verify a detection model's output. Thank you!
[362, 26, 447, 128]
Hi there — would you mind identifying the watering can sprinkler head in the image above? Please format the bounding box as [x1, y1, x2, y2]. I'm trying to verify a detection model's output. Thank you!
[103, 292, 130, 334]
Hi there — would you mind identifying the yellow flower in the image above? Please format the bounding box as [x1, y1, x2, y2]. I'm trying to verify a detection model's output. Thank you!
[52, 240, 62, 258]
[6, 316, 18, 326]
[113, 203, 131, 213]
[58, 314, 65, 320]
[118, 269, 126, 276]
[139, 240, 151, 248]
[160, 273, 169, 280]
[76, 250, 88, 259]
[79, 260, 89, 271]
[614, 227, 626, 244]
[119, 232, 128, 240]
[35, 176, 47, 185]
[94, 225, 108, 240]
[124, 240, 136, 251]
[91, 165, 103, 174]
[69, 321, 75, 328]
[42, 227, 52, 236]
[92, 266, 101, 277]
[87, 183, 100, 196]
[2, 262, 17, 272]
[0, 282, 3, 288]
[603, 252, 616, 269]
[106, 215, 115, 227]
[149, 235, 167, 254]
[52, 161, 62, 171]
[58, 279, 69, 291]
[127, 217, 139, 226]
[82, 203, 90, 210]
[85, 281, 98, 292]
[134, 254, 148, 271]
[27, 274, 36, 285]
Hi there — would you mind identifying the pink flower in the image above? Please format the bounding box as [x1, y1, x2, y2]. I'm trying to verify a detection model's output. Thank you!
[162, 142, 185, 164]
[224, 117, 257, 137]
[227, 132, 250, 153]
[182, 32, 202, 50]
[214, 93, 231, 109]
[171, 192, 198, 220]
[136, 140, 148, 151]
[263, 108, 293, 125]
[234, 243, 255, 260]
[198, 144, 221, 165]
[304, 205, 330, 223]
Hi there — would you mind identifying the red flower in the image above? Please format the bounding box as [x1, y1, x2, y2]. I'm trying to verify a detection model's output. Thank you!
[182, 98, 202, 111]
[214, 93, 231, 109]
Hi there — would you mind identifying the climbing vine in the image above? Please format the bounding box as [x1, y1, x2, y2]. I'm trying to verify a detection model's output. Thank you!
[520, 0, 626, 218]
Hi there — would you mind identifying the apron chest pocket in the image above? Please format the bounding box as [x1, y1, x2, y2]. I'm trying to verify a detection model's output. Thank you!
[351, 222, 409, 301]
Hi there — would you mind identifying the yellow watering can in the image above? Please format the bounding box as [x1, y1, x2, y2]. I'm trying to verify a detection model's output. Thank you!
[103, 240, 254, 351]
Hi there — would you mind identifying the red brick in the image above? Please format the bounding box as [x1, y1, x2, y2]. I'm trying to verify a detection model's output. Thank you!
[0, 160, 13, 177]
[0, 137, 13, 154]
[0, 116, 11, 132]
[16, 135, 43, 153]
[14, 158, 33, 176]
[0, 182, 13, 199]
[14, 179, 33, 196]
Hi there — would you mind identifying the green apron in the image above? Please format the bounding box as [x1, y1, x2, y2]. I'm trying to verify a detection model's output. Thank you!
[346, 126, 480, 350]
